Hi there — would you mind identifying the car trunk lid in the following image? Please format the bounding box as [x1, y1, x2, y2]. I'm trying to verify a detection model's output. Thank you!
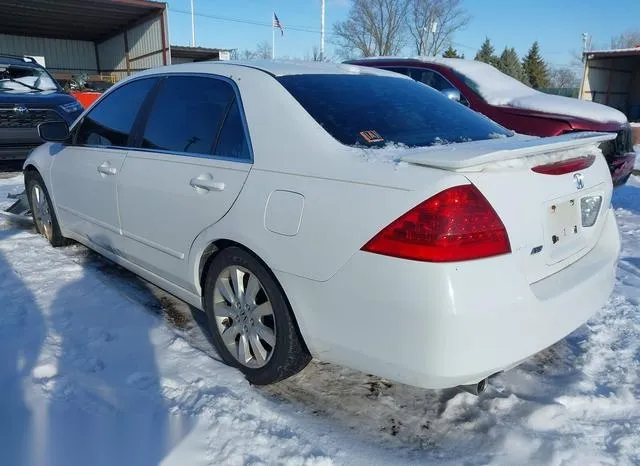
[401, 132, 616, 283]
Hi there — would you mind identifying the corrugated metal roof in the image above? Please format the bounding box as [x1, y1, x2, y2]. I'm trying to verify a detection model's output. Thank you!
[170, 46, 234, 61]
[0, 0, 166, 42]
[584, 47, 640, 59]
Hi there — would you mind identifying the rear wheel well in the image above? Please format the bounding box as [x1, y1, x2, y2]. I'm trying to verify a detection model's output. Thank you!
[23, 164, 38, 178]
[198, 239, 309, 353]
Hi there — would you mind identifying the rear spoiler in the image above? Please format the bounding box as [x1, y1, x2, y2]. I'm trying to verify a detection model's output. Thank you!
[401, 132, 616, 172]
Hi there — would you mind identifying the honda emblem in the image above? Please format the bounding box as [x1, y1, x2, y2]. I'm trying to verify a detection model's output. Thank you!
[574, 173, 584, 190]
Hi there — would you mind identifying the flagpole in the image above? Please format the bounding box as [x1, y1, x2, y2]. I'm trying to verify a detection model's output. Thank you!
[272, 13, 275, 60]
[190, 0, 195, 47]
[320, 0, 325, 61]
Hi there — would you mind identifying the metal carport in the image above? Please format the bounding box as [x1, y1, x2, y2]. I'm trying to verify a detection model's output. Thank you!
[0, 0, 170, 82]
[170, 45, 234, 64]
[580, 47, 640, 123]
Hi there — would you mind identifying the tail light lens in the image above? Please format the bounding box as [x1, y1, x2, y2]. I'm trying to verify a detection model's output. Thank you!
[361, 184, 511, 262]
[531, 155, 595, 175]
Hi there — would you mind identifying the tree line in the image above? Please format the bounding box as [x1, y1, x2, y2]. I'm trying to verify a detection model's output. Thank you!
[333, 0, 469, 57]
[334, 0, 580, 91]
[472, 38, 580, 90]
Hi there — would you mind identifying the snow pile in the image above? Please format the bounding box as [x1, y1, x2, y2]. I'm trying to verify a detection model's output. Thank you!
[422, 58, 628, 125]
[1, 173, 640, 464]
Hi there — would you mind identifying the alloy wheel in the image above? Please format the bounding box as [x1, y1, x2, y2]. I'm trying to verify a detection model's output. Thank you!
[213, 265, 277, 368]
[30, 183, 53, 241]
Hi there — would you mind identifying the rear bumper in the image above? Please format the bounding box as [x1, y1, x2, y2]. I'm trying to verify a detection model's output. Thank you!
[280, 208, 620, 389]
[606, 152, 636, 187]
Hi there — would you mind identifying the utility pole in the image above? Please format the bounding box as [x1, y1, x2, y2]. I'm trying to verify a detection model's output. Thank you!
[582, 32, 589, 62]
[320, 0, 325, 61]
[190, 0, 196, 47]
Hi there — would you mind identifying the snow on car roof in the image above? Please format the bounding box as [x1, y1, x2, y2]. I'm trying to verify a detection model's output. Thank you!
[354, 56, 627, 125]
[420, 58, 627, 124]
[154, 60, 412, 79]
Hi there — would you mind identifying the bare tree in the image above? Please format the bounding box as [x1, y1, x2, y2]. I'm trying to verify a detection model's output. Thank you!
[407, 0, 470, 56]
[548, 66, 580, 89]
[333, 0, 409, 58]
[311, 45, 322, 61]
[611, 29, 640, 49]
[237, 49, 256, 60]
[305, 45, 324, 61]
[255, 41, 272, 59]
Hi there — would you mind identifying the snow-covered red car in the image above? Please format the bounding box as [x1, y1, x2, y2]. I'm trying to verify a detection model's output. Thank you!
[23, 61, 620, 392]
[347, 57, 636, 186]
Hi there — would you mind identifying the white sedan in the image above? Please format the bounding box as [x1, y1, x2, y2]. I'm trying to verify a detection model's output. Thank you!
[25, 61, 620, 393]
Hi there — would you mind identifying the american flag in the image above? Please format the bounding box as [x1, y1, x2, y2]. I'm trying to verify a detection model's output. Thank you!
[273, 13, 284, 36]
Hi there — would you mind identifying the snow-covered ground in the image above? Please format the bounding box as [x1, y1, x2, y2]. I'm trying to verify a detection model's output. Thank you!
[1, 173, 639, 466]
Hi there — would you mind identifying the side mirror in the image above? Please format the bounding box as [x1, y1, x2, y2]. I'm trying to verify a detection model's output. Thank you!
[38, 121, 69, 142]
[441, 88, 462, 102]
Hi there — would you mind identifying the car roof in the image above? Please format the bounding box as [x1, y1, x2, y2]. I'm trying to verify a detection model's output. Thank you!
[138, 59, 411, 79]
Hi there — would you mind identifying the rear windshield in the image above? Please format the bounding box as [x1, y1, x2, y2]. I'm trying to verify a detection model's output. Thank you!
[277, 74, 512, 148]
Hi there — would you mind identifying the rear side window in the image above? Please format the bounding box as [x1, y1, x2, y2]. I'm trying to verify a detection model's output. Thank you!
[278, 74, 511, 147]
[75, 78, 156, 147]
[416, 70, 452, 91]
[215, 98, 251, 159]
[140, 76, 236, 156]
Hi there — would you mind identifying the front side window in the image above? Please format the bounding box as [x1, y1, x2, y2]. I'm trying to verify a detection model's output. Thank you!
[278, 74, 511, 148]
[75, 78, 157, 147]
[140, 76, 236, 156]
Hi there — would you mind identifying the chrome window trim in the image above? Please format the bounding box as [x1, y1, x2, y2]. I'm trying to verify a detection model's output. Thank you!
[70, 72, 255, 164]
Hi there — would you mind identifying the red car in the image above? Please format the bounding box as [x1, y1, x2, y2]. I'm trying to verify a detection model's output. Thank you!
[347, 57, 636, 186]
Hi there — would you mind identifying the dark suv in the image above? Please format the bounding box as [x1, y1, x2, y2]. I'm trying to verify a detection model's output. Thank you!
[0, 54, 83, 160]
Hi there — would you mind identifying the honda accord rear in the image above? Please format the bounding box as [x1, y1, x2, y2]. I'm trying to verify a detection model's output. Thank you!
[25, 62, 620, 390]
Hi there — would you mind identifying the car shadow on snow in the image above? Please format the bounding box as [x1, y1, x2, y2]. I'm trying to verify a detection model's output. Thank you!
[0, 226, 196, 466]
[46, 230, 631, 463]
[0, 228, 47, 466]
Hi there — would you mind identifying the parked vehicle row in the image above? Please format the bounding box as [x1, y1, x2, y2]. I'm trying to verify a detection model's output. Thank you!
[24, 61, 620, 392]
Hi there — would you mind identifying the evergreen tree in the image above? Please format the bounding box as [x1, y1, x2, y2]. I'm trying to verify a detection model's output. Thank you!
[497, 47, 528, 83]
[474, 38, 497, 65]
[443, 45, 464, 59]
[522, 41, 550, 89]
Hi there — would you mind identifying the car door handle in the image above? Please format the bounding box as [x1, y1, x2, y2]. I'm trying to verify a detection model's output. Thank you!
[189, 177, 225, 192]
[97, 162, 117, 176]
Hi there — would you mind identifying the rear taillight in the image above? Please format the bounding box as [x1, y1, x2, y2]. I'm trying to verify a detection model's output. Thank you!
[531, 155, 595, 175]
[361, 184, 511, 262]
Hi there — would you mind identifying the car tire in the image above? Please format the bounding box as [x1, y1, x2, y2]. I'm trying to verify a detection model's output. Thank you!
[203, 246, 311, 385]
[25, 171, 69, 247]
